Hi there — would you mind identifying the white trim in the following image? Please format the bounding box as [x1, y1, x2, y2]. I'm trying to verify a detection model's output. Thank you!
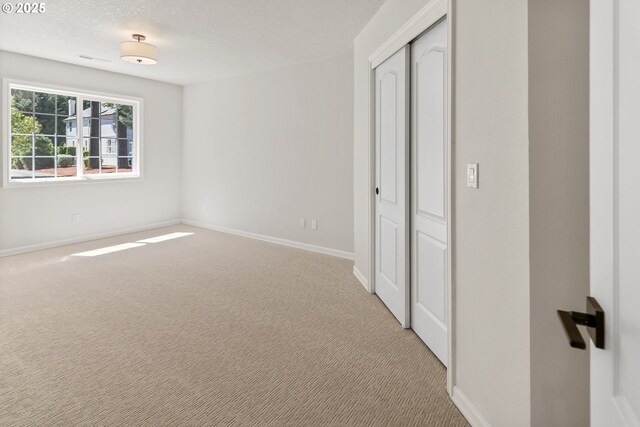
[2, 78, 9, 188]
[451, 386, 492, 427]
[182, 219, 354, 260]
[353, 265, 371, 292]
[366, 0, 455, 398]
[446, 0, 455, 397]
[0, 219, 181, 257]
[1, 219, 355, 261]
[0, 175, 144, 189]
[368, 65, 376, 295]
[369, 0, 448, 69]
[2, 78, 143, 188]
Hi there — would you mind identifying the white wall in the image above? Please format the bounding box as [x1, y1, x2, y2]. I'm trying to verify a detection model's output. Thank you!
[182, 54, 354, 255]
[354, 0, 531, 425]
[454, 1, 531, 425]
[528, 0, 590, 425]
[0, 51, 183, 255]
[0, 51, 353, 257]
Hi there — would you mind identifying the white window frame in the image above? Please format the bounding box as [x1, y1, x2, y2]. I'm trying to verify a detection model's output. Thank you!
[2, 79, 143, 187]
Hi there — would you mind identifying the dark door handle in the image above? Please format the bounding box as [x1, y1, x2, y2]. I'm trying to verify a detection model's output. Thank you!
[557, 296, 604, 350]
[375, 187, 379, 195]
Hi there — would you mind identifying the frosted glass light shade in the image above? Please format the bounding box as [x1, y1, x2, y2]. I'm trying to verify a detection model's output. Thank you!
[120, 41, 158, 65]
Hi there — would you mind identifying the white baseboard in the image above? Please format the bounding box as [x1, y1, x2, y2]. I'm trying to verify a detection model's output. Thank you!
[182, 219, 354, 260]
[352, 265, 372, 293]
[0, 219, 355, 261]
[0, 219, 182, 258]
[452, 386, 492, 427]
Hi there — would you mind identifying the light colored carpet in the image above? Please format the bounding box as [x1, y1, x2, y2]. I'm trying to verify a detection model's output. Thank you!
[0, 225, 468, 426]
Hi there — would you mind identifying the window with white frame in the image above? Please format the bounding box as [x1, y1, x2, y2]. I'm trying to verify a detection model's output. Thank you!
[5, 82, 141, 184]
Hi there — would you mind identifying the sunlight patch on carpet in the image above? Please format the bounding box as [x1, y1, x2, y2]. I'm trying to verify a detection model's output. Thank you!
[136, 232, 194, 244]
[71, 242, 146, 257]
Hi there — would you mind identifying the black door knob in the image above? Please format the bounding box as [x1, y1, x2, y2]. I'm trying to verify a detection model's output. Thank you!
[375, 187, 379, 195]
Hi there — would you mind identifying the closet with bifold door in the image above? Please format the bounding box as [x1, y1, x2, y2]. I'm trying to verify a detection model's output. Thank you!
[374, 17, 449, 366]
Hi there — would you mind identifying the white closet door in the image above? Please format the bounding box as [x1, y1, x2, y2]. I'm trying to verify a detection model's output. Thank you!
[410, 18, 448, 365]
[375, 46, 410, 327]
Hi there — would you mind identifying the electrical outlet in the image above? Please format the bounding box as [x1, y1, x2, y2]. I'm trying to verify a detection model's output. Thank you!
[71, 213, 80, 224]
[299, 218, 306, 229]
[311, 219, 318, 230]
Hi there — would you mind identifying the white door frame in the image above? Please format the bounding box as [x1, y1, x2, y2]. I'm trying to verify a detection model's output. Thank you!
[366, 0, 454, 394]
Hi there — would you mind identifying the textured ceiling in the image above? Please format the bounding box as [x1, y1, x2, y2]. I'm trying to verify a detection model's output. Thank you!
[0, 0, 384, 85]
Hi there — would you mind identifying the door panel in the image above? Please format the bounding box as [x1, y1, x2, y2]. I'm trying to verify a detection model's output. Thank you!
[590, 0, 640, 424]
[416, 48, 446, 219]
[411, 18, 449, 365]
[416, 232, 446, 324]
[375, 46, 410, 327]
[379, 217, 398, 287]
[380, 73, 398, 206]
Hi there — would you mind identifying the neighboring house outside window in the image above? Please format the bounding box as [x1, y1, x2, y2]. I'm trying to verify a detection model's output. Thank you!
[64, 102, 134, 170]
[4, 81, 141, 185]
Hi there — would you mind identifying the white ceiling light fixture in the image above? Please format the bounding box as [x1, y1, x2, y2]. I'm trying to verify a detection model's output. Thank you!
[120, 34, 158, 65]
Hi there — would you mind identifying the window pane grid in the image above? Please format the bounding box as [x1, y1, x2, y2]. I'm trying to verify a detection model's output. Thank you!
[9, 86, 138, 183]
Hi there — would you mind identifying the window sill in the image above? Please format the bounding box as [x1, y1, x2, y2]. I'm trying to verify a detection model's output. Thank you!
[2, 173, 143, 189]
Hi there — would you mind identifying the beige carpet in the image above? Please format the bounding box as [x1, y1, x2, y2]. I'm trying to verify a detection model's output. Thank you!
[0, 225, 468, 426]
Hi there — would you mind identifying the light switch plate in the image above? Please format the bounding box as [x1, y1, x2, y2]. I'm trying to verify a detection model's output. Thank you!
[311, 219, 318, 230]
[299, 218, 306, 229]
[467, 163, 479, 189]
